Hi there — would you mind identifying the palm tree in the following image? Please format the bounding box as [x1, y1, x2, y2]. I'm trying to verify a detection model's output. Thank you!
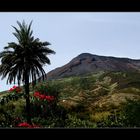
[0, 20, 55, 124]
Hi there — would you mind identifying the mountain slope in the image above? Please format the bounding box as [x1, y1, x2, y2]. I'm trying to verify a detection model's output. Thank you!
[46, 53, 140, 80]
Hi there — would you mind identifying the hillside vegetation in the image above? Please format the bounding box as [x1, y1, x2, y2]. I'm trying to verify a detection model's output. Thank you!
[0, 71, 140, 127]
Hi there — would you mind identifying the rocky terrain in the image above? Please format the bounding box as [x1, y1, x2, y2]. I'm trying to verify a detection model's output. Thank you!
[46, 53, 140, 80]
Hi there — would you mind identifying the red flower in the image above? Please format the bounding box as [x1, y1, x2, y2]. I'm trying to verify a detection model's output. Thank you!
[13, 86, 17, 88]
[34, 92, 40, 96]
[9, 88, 14, 92]
[39, 94, 46, 100]
[34, 91, 55, 101]
[18, 122, 40, 128]
[18, 122, 31, 127]
[45, 95, 55, 101]
[9, 86, 22, 93]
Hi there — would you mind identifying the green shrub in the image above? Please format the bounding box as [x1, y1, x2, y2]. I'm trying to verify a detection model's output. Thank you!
[65, 114, 97, 128]
[97, 99, 140, 127]
[79, 77, 93, 90]
[34, 82, 60, 97]
[97, 112, 126, 127]
[0, 100, 25, 127]
[31, 82, 68, 120]
[121, 99, 140, 127]
[90, 111, 111, 122]
[119, 87, 140, 94]
[32, 116, 67, 128]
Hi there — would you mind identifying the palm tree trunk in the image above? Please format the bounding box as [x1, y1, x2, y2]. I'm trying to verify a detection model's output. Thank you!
[24, 72, 32, 124]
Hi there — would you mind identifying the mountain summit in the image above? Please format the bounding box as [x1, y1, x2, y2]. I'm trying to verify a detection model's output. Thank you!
[46, 53, 140, 80]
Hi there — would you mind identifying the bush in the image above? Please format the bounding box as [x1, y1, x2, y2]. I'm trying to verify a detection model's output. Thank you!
[65, 114, 97, 128]
[121, 99, 140, 127]
[79, 77, 92, 90]
[30, 105, 67, 128]
[0, 100, 25, 127]
[90, 111, 110, 123]
[33, 81, 60, 99]
[31, 82, 68, 120]
[97, 99, 140, 127]
[97, 112, 126, 127]
[0, 93, 24, 106]
[32, 116, 66, 128]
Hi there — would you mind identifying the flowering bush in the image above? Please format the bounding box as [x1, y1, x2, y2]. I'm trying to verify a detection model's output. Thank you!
[9, 86, 22, 93]
[17, 122, 40, 128]
[30, 82, 60, 118]
[18, 122, 31, 127]
[31, 91, 56, 117]
[34, 82, 60, 98]
[34, 91, 55, 102]
[0, 86, 23, 105]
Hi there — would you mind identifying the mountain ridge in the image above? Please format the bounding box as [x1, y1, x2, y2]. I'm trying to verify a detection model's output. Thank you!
[45, 53, 140, 80]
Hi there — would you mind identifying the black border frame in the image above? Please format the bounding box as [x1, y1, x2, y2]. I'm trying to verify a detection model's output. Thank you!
[0, 0, 140, 12]
[0, 0, 140, 138]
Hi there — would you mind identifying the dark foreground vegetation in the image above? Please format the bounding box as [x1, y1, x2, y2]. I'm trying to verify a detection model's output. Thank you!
[0, 71, 140, 128]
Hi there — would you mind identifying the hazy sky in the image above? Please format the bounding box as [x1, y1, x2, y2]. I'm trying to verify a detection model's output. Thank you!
[0, 12, 140, 91]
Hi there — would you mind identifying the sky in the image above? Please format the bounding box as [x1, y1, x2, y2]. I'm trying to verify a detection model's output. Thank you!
[0, 12, 140, 91]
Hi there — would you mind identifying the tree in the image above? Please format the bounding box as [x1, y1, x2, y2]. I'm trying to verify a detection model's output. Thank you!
[0, 20, 55, 124]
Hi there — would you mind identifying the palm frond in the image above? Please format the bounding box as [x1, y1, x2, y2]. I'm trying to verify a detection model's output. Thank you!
[0, 20, 55, 86]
